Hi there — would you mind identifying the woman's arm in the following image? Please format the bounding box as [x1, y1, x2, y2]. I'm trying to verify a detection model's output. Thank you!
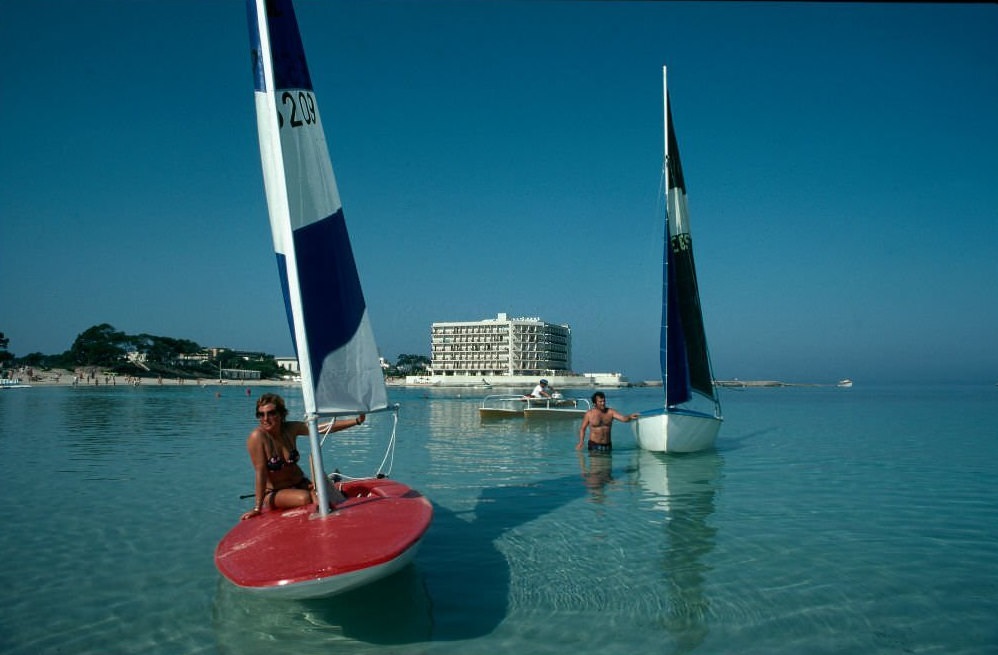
[241, 430, 269, 519]
[281, 416, 367, 439]
[318, 414, 366, 433]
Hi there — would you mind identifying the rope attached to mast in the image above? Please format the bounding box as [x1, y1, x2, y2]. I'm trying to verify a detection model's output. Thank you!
[318, 403, 400, 480]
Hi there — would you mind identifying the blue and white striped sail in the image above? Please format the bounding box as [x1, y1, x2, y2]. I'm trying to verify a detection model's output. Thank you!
[247, 0, 387, 416]
[660, 67, 719, 411]
[633, 67, 721, 453]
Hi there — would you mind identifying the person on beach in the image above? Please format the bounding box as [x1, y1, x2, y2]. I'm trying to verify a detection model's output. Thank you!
[576, 391, 639, 452]
[241, 393, 365, 520]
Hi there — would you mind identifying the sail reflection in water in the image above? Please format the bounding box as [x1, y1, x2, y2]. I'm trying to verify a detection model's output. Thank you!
[635, 450, 723, 653]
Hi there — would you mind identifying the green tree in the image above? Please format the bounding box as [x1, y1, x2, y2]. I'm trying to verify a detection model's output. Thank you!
[392, 353, 430, 375]
[19, 352, 47, 368]
[212, 349, 282, 380]
[69, 324, 129, 367]
[0, 332, 12, 368]
[132, 333, 202, 364]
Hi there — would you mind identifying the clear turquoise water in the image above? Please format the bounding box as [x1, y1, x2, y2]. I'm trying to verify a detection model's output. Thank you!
[1, 383, 996, 654]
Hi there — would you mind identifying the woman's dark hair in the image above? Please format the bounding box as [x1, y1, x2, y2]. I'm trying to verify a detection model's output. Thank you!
[256, 393, 289, 420]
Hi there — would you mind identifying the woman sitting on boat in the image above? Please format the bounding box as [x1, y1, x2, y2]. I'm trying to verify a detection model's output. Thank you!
[241, 393, 365, 520]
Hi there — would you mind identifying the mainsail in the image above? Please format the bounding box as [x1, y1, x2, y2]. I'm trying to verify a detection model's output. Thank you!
[661, 91, 714, 407]
[247, 0, 387, 416]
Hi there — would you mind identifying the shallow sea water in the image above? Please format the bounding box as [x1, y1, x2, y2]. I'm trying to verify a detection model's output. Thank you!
[1, 383, 996, 654]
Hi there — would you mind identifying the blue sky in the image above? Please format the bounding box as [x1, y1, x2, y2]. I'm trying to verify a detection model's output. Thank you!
[2, 1, 996, 384]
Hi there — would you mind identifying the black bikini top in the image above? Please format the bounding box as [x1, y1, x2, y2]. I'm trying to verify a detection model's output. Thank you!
[266, 448, 299, 471]
[264, 427, 300, 472]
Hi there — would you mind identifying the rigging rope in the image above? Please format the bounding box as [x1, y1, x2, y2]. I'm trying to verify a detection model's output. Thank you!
[318, 404, 400, 480]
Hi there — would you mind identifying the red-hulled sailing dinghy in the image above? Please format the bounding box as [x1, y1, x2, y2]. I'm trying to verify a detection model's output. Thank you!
[216, 478, 432, 599]
[215, 0, 432, 599]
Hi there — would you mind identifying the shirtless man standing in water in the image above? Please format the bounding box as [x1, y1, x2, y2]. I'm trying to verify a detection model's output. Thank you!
[576, 391, 639, 452]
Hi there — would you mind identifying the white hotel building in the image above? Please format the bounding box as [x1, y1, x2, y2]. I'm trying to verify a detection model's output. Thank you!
[432, 312, 572, 377]
[406, 313, 627, 388]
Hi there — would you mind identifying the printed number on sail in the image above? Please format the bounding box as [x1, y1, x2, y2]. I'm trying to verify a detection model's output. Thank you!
[277, 91, 316, 129]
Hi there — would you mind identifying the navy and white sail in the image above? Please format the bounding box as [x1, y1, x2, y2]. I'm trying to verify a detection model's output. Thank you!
[662, 89, 714, 408]
[247, 0, 387, 415]
[632, 66, 721, 453]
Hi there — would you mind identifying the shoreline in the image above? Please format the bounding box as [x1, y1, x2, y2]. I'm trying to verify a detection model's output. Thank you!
[7, 368, 297, 388]
[7, 369, 853, 390]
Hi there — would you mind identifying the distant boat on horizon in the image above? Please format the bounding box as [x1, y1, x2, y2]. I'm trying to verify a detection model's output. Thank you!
[837, 379, 854, 388]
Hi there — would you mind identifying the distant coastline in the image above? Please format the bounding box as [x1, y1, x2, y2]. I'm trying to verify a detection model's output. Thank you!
[7, 368, 295, 388]
[715, 379, 850, 388]
[7, 368, 852, 391]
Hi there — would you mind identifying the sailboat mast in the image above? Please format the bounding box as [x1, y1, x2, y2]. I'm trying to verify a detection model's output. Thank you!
[250, 0, 331, 515]
[251, 2, 317, 415]
[660, 66, 671, 395]
[662, 66, 670, 186]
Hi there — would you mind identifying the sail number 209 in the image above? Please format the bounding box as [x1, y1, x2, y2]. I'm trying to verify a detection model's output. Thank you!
[277, 91, 317, 129]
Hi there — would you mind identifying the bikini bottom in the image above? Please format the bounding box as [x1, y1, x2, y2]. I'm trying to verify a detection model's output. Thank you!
[265, 477, 313, 508]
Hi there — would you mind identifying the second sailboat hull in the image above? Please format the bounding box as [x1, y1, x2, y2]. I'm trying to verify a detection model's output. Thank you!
[632, 409, 721, 453]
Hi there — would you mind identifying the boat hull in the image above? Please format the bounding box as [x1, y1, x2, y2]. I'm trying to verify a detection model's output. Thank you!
[215, 478, 433, 599]
[632, 409, 721, 453]
[478, 407, 524, 420]
[523, 407, 587, 419]
[479, 395, 589, 421]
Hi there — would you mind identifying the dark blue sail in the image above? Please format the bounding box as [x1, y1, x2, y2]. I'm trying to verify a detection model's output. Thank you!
[661, 93, 715, 405]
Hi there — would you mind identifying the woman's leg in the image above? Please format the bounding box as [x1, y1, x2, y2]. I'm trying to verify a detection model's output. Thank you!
[269, 479, 341, 510]
[269, 487, 312, 509]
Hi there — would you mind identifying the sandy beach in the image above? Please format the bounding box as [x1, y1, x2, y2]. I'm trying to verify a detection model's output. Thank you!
[8, 368, 297, 389]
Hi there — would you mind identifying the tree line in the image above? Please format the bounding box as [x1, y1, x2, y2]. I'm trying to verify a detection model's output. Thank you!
[0, 326, 429, 380]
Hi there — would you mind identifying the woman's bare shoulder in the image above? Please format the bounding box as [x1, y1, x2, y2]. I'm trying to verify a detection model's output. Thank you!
[285, 420, 310, 436]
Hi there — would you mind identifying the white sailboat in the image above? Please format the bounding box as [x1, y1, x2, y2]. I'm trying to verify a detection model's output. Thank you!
[215, 0, 432, 599]
[632, 67, 723, 453]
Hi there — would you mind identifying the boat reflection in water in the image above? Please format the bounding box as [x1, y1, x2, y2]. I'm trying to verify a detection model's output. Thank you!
[635, 449, 723, 654]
